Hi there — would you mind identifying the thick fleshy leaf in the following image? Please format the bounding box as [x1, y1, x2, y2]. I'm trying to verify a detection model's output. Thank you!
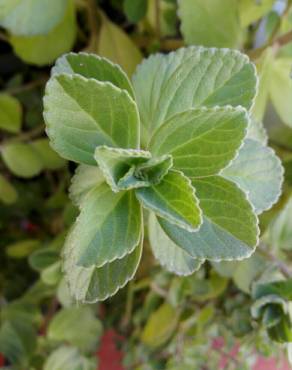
[0, 94, 22, 133]
[159, 176, 259, 261]
[0, 0, 67, 36]
[149, 106, 248, 178]
[136, 170, 201, 232]
[222, 139, 283, 214]
[269, 57, 292, 127]
[94, 146, 151, 192]
[10, 0, 76, 66]
[66, 184, 142, 268]
[134, 154, 173, 184]
[149, 213, 203, 276]
[52, 52, 134, 98]
[69, 165, 104, 208]
[63, 233, 142, 303]
[44, 74, 139, 165]
[178, 0, 240, 48]
[133, 46, 257, 144]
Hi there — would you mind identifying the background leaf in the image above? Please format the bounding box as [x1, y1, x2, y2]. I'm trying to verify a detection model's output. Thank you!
[0, 94, 22, 133]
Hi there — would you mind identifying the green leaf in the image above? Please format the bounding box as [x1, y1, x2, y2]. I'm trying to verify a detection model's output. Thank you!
[1, 142, 43, 178]
[124, 0, 147, 22]
[178, 0, 240, 48]
[222, 139, 283, 214]
[0, 0, 67, 36]
[44, 74, 140, 165]
[149, 106, 248, 178]
[253, 279, 292, 301]
[10, 0, 76, 66]
[44, 346, 96, 370]
[66, 184, 142, 267]
[98, 12, 142, 76]
[41, 261, 62, 286]
[247, 118, 268, 144]
[6, 239, 40, 258]
[0, 94, 22, 133]
[94, 146, 151, 192]
[29, 248, 59, 272]
[133, 46, 257, 144]
[134, 154, 173, 184]
[69, 165, 104, 208]
[0, 174, 18, 204]
[159, 176, 259, 261]
[52, 52, 134, 98]
[31, 138, 66, 170]
[239, 0, 274, 27]
[136, 170, 201, 232]
[264, 198, 292, 251]
[149, 213, 203, 276]
[63, 233, 142, 302]
[48, 307, 102, 351]
[269, 57, 292, 127]
[141, 303, 178, 347]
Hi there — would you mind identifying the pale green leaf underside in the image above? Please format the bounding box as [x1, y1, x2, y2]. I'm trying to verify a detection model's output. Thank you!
[160, 176, 259, 261]
[136, 170, 201, 232]
[149, 106, 248, 178]
[94, 146, 151, 192]
[132, 46, 257, 144]
[179, 0, 240, 48]
[134, 154, 173, 184]
[44, 73, 140, 165]
[0, 0, 67, 36]
[69, 165, 104, 208]
[149, 213, 203, 276]
[63, 233, 142, 303]
[52, 52, 134, 98]
[0, 94, 22, 133]
[222, 139, 283, 214]
[9, 1, 76, 66]
[68, 184, 141, 267]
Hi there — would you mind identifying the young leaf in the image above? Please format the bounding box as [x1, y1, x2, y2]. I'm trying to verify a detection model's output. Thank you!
[0, 0, 67, 36]
[48, 307, 102, 351]
[69, 165, 105, 208]
[0, 94, 22, 133]
[269, 57, 292, 127]
[149, 213, 203, 276]
[66, 184, 142, 267]
[133, 46, 257, 143]
[97, 12, 142, 76]
[44, 346, 96, 370]
[94, 146, 151, 192]
[222, 139, 283, 214]
[1, 142, 43, 178]
[52, 52, 134, 98]
[159, 176, 259, 261]
[44, 74, 140, 165]
[63, 233, 143, 302]
[136, 170, 202, 232]
[134, 154, 173, 185]
[178, 0, 240, 48]
[149, 106, 248, 178]
[10, 0, 76, 66]
[0, 174, 18, 205]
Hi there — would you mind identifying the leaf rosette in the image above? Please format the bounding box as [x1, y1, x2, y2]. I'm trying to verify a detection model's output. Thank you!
[43, 48, 283, 302]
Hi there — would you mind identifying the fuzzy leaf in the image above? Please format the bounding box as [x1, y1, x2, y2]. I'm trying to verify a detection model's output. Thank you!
[222, 138, 283, 214]
[134, 154, 173, 185]
[94, 146, 151, 192]
[66, 184, 142, 267]
[149, 106, 248, 178]
[0, 0, 67, 36]
[136, 170, 202, 232]
[10, 0, 76, 66]
[159, 176, 259, 261]
[149, 213, 203, 276]
[52, 52, 134, 98]
[44, 74, 140, 165]
[69, 165, 104, 208]
[63, 233, 142, 303]
[178, 0, 240, 48]
[0, 94, 22, 133]
[133, 46, 257, 144]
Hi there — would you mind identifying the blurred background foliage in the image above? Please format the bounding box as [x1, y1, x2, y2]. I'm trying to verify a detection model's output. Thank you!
[1, 0, 292, 369]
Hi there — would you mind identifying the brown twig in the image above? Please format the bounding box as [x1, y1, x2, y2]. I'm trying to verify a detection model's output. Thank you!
[155, 0, 161, 40]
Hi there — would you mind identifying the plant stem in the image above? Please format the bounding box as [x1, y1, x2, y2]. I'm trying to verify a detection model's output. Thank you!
[5, 77, 47, 95]
[86, 0, 99, 50]
[155, 0, 161, 40]
[258, 244, 292, 278]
